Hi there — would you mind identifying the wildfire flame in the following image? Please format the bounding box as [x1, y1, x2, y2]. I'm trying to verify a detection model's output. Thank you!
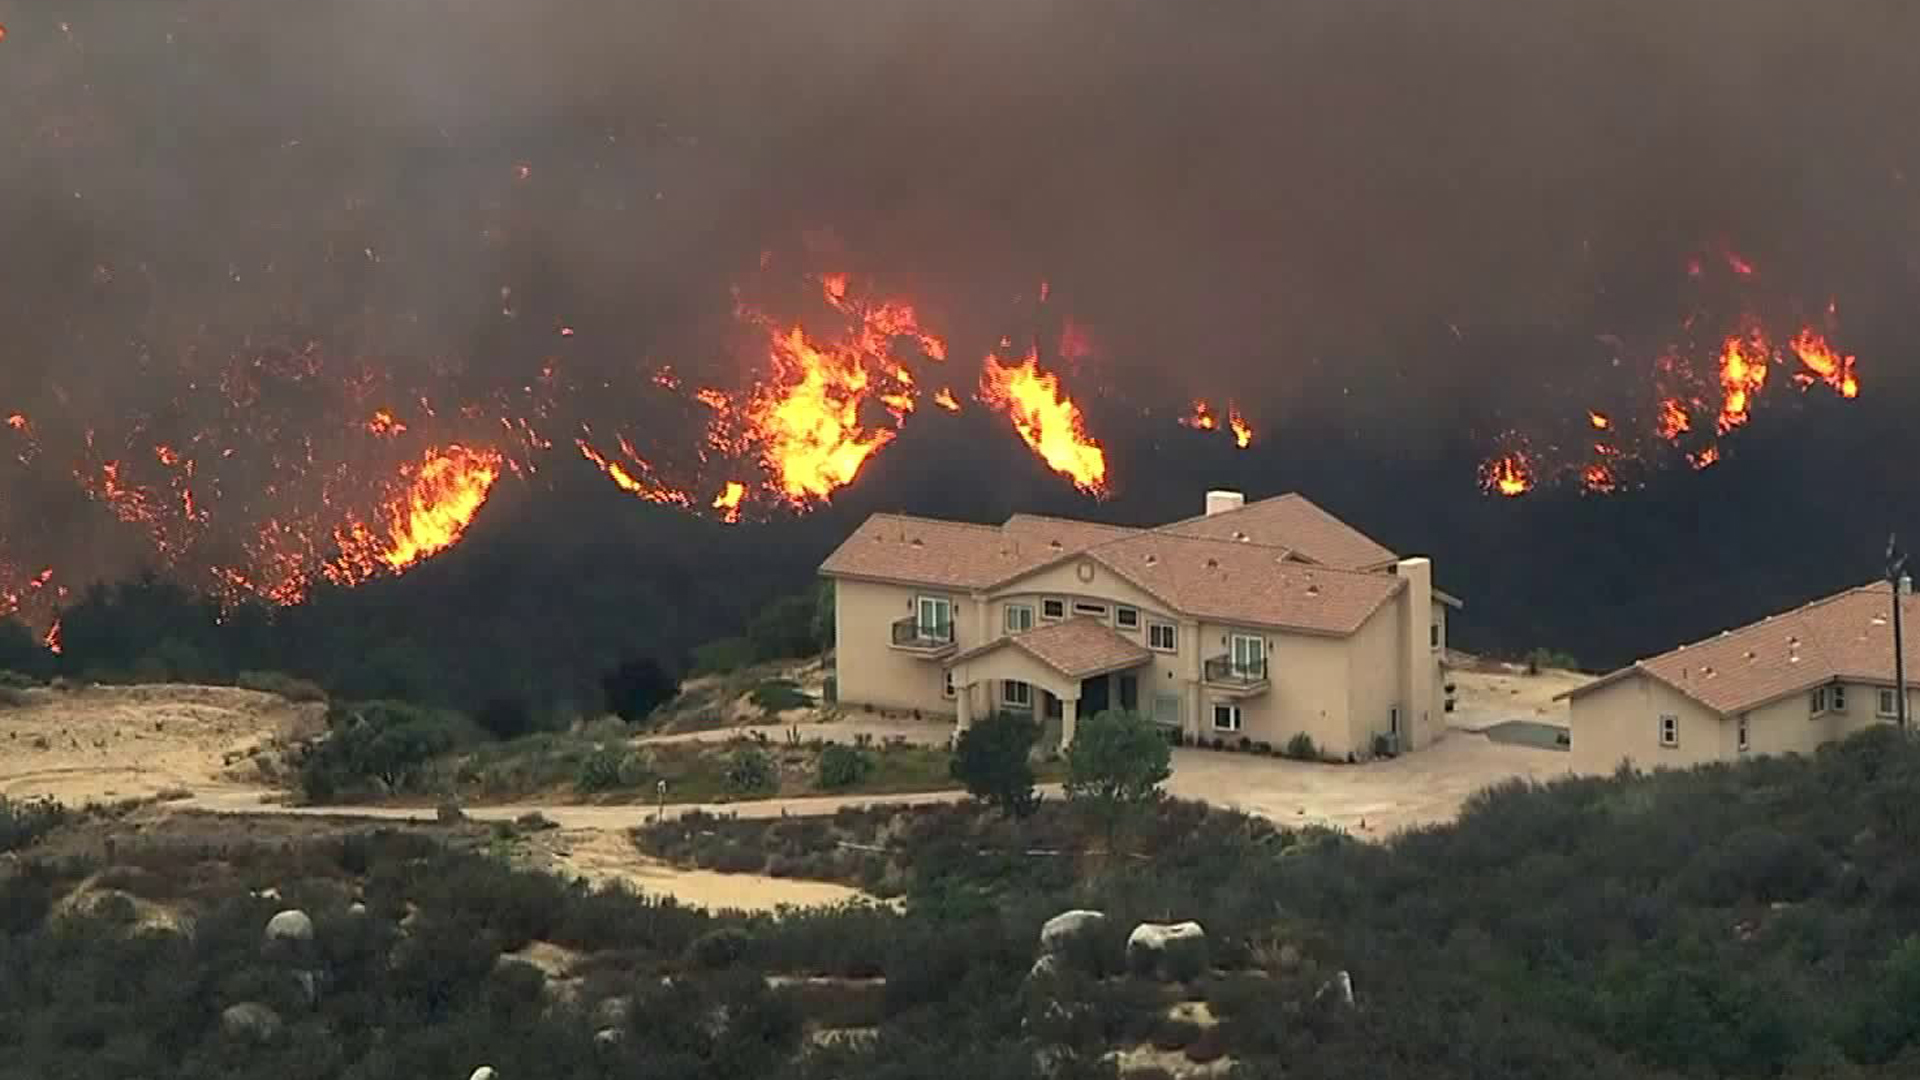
[1228, 405, 1253, 448]
[331, 445, 503, 580]
[932, 388, 961, 412]
[1789, 329, 1860, 399]
[711, 481, 746, 524]
[978, 348, 1108, 495]
[1714, 327, 1771, 434]
[1181, 400, 1219, 431]
[576, 438, 692, 508]
[1479, 450, 1535, 497]
[1182, 399, 1254, 448]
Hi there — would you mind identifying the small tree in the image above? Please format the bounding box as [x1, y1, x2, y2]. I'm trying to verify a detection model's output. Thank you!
[950, 711, 1040, 818]
[1065, 709, 1172, 848]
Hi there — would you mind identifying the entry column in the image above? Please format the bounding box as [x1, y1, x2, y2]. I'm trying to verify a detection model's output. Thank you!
[1060, 697, 1079, 751]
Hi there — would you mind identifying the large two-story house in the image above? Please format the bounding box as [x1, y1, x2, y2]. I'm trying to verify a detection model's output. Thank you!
[819, 490, 1458, 756]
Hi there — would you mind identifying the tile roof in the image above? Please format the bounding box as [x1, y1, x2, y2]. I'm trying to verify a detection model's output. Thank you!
[1089, 532, 1404, 635]
[1566, 582, 1920, 715]
[819, 494, 1411, 636]
[1157, 493, 1397, 569]
[817, 513, 1085, 590]
[949, 617, 1152, 680]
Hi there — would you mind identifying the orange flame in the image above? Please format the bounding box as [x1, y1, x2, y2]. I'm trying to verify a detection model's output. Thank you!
[1478, 450, 1534, 497]
[1228, 405, 1253, 449]
[1588, 411, 1611, 430]
[932, 388, 961, 412]
[576, 439, 692, 508]
[1789, 329, 1860, 399]
[331, 445, 502, 579]
[1656, 397, 1692, 441]
[43, 618, 61, 656]
[711, 481, 746, 524]
[1726, 251, 1756, 276]
[4, 413, 27, 433]
[1714, 328, 1771, 434]
[978, 348, 1108, 494]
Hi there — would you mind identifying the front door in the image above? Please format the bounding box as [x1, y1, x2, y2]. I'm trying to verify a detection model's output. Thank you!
[1080, 675, 1111, 717]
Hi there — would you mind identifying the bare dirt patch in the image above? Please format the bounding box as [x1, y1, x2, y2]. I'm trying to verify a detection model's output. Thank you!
[0, 684, 321, 804]
[523, 826, 879, 913]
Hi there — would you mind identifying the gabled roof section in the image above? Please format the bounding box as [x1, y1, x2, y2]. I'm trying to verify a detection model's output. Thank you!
[1002, 513, 1143, 551]
[1563, 582, 1920, 716]
[1089, 532, 1403, 636]
[949, 617, 1152, 680]
[819, 514, 1056, 591]
[1156, 493, 1397, 570]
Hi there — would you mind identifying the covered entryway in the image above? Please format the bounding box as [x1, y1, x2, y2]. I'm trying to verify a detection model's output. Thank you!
[944, 617, 1152, 748]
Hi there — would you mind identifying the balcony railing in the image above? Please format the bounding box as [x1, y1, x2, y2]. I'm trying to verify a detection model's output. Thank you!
[1204, 655, 1268, 688]
[891, 615, 955, 653]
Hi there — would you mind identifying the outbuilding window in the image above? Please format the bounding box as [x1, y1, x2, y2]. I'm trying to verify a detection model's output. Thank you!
[1116, 606, 1140, 629]
[1832, 685, 1848, 713]
[1658, 714, 1679, 748]
[1212, 704, 1243, 733]
[1737, 716, 1750, 752]
[943, 671, 956, 699]
[1006, 604, 1035, 633]
[1880, 688, 1901, 718]
[1002, 680, 1033, 708]
[1041, 598, 1066, 621]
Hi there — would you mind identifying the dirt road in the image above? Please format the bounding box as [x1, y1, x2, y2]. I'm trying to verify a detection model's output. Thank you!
[3, 672, 1584, 909]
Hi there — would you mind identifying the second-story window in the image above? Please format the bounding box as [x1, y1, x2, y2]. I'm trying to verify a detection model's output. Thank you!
[1006, 604, 1035, 633]
[1041, 598, 1066, 620]
[1148, 621, 1177, 652]
[1116, 606, 1140, 629]
[917, 596, 952, 642]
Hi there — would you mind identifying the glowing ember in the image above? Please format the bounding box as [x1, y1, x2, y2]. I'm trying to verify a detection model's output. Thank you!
[1181, 400, 1219, 431]
[367, 410, 409, 436]
[332, 445, 503, 580]
[978, 348, 1108, 494]
[1656, 397, 1692, 441]
[1588, 411, 1612, 430]
[4, 414, 27, 433]
[1478, 444, 1535, 497]
[43, 618, 61, 656]
[1726, 251, 1756, 276]
[1688, 445, 1721, 470]
[932, 388, 961, 412]
[1789, 329, 1860, 399]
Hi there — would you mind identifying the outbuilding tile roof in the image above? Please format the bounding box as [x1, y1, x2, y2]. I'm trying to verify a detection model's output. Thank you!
[1566, 583, 1920, 715]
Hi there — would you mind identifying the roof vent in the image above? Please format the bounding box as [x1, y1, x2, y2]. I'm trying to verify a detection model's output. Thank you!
[1305, 584, 1320, 596]
[1874, 615, 1889, 626]
[1788, 635, 1801, 648]
[1702, 666, 1716, 678]
[1745, 650, 1757, 661]
[1232, 530, 1248, 542]
[1048, 539, 1063, 550]
[1144, 554, 1158, 566]
[909, 537, 923, 547]
[1204, 557, 1219, 569]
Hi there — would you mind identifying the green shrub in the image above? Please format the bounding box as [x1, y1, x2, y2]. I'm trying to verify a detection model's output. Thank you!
[1526, 647, 1580, 674]
[297, 700, 467, 801]
[0, 796, 68, 853]
[0, 685, 30, 708]
[690, 636, 754, 675]
[746, 591, 824, 663]
[750, 678, 814, 713]
[0, 669, 38, 690]
[817, 744, 875, 790]
[689, 927, 755, 969]
[237, 670, 329, 703]
[1283, 733, 1319, 761]
[577, 746, 628, 793]
[951, 712, 1040, 819]
[725, 747, 778, 795]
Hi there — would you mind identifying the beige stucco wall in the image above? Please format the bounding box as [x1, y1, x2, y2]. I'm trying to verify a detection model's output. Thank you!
[829, 549, 1444, 761]
[1572, 673, 1916, 775]
[1570, 674, 1731, 774]
[831, 577, 957, 716]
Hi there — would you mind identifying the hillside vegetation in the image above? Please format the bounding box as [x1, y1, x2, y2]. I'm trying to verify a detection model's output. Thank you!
[4, 726, 1920, 1077]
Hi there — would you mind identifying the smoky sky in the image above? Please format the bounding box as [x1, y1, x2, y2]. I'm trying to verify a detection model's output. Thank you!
[3, 0, 1920, 624]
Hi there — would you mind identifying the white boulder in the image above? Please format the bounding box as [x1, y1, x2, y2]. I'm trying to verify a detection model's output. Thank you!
[264, 909, 314, 944]
[221, 1002, 284, 1043]
[469, 1069, 499, 1080]
[1125, 921, 1208, 981]
[1039, 909, 1106, 955]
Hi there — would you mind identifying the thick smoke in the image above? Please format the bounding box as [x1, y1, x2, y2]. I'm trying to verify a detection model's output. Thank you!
[4, 0, 1919, 661]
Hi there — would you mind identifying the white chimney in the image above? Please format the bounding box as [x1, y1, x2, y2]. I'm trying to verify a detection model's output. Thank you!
[1902, 574, 1914, 597]
[1205, 490, 1246, 517]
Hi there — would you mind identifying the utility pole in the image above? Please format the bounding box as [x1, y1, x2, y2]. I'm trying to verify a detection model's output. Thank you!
[1889, 535, 1909, 734]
